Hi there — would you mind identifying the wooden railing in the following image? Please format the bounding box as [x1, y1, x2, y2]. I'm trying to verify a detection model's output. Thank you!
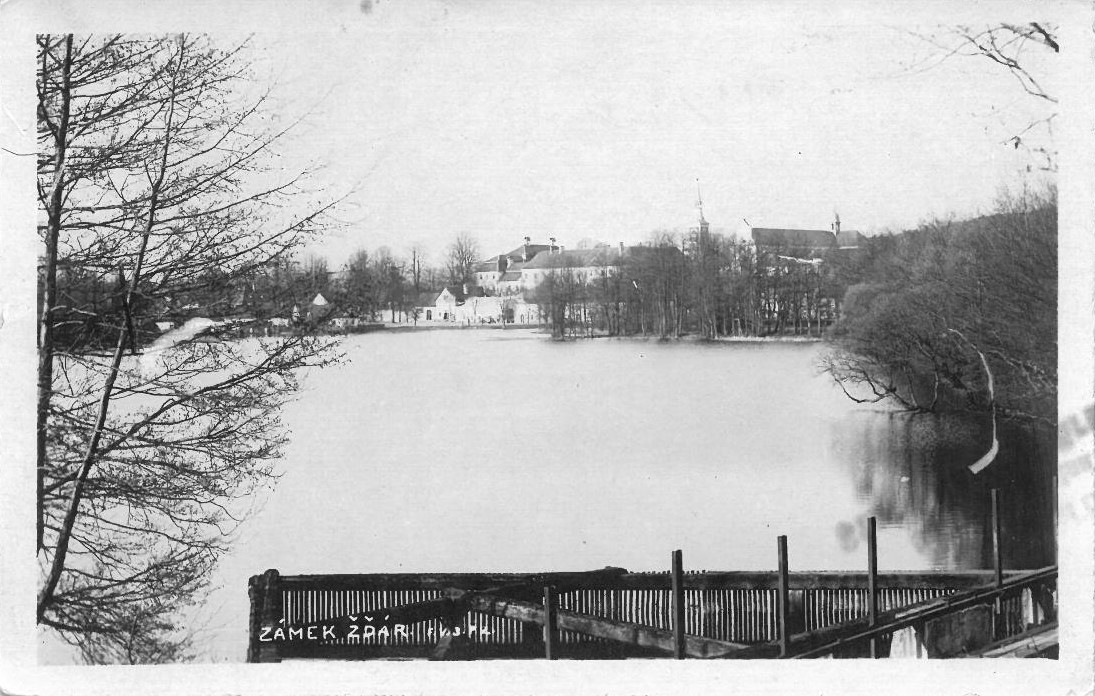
[246, 487, 1055, 661]
[247, 566, 1023, 661]
[782, 565, 1058, 659]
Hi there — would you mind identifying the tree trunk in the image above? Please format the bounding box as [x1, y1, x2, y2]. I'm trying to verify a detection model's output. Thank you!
[39, 45, 178, 618]
[37, 34, 73, 553]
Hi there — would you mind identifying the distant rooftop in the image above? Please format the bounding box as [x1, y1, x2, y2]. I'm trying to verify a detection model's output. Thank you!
[504, 243, 554, 262]
[474, 257, 500, 273]
[522, 247, 623, 270]
[752, 227, 865, 252]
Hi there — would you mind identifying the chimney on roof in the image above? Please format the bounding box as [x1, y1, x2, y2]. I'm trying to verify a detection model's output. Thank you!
[619, 241, 624, 257]
[832, 212, 841, 235]
[550, 237, 557, 254]
[523, 236, 531, 262]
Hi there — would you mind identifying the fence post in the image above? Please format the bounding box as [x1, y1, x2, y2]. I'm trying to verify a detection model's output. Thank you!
[543, 585, 557, 660]
[867, 516, 879, 658]
[777, 535, 790, 657]
[990, 487, 1004, 636]
[246, 574, 265, 663]
[992, 488, 1003, 590]
[250, 568, 281, 663]
[1052, 474, 1058, 565]
[671, 549, 686, 659]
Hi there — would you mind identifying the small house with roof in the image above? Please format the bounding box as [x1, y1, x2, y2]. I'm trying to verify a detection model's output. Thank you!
[423, 286, 463, 321]
[414, 285, 490, 322]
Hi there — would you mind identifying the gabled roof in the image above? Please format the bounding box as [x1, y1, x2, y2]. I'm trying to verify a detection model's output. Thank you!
[416, 290, 440, 307]
[474, 257, 500, 273]
[522, 247, 621, 270]
[498, 261, 525, 281]
[442, 285, 466, 301]
[504, 243, 553, 262]
[751, 228, 836, 251]
[835, 230, 867, 249]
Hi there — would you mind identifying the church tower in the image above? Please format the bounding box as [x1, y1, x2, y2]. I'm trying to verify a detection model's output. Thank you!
[696, 178, 710, 237]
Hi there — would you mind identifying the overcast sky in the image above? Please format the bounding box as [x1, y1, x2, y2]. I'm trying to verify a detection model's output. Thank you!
[232, 1, 1060, 266]
[2, 0, 1061, 266]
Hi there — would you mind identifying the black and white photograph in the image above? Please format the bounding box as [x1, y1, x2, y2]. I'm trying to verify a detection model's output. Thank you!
[0, 1, 1092, 694]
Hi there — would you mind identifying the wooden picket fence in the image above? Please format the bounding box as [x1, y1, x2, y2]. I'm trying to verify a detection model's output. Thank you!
[247, 487, 1057, 661]
[248, 567, 1023, 661]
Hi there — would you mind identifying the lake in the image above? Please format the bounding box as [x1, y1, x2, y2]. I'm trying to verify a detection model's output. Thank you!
[196, 328, 1055, 661]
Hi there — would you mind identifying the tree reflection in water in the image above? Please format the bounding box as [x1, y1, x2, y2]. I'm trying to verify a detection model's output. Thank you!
[832, 410, 1056, 571]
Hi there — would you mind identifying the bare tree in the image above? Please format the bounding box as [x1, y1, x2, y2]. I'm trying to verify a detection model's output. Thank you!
[37, 34, 342, 662]
[408, 242, 426, 294]
[914, 23, 1059, 170]
[951, 23, 1058, 103]
[445, 233, 479, 286]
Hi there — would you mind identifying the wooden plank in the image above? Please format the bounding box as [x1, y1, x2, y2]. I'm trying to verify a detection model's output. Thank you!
[256, 569, 281, 663]
[278, 641, 541, 660]
[969, 622, 1059, 658]
[991, 489, 1004, 626]
[867, 517, 879, 659]
[274, 596, 465, 642]
[1052, 475, 1058, 564]
[277, 569, 1023, 593]
[671, 550, 686, 659]
[776, 566, 1058, 659]
[777, 536, 790, 657]
[465, 593, 750, 659]
[246, 573, 268, 663]
[278, 567, 628, 591]
[271, 569, 623, 647]
[543, 586, 557, 660]
[992, 489, 1004, 591]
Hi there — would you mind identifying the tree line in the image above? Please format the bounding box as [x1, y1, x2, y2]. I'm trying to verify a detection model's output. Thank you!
[822, 186, 1056, 427]
[47, 232, 484, 339]
[527, 230, 849, 340]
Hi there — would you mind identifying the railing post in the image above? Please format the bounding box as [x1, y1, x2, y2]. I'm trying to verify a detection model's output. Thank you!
[777, 535, 790, 657]
[543, 585, 557, 660]
[671, 549, 686, 659]
[990, 487, 1004, 638]
[992, 488, 1004, 591]
[1052, 474, 1058, 565]
[247, 574, 265, 663]
[867, 516, 879, 658]
[250, 568, 281, 663]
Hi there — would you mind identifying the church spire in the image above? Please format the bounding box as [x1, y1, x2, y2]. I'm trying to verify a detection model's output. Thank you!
[696, 178, 707, 225]
[695, 178, 709, 236]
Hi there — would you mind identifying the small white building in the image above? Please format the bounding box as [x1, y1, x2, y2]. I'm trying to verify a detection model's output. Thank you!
[434, 287, 460, 320]
[456, 295, 504, 323]
[307, 293, 332, 322]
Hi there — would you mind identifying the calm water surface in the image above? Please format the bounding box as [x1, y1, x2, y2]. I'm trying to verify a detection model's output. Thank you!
[200, 329, 1054, 660]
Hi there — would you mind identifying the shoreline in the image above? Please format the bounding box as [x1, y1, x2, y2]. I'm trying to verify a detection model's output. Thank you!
[347, 323, 827, 343]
